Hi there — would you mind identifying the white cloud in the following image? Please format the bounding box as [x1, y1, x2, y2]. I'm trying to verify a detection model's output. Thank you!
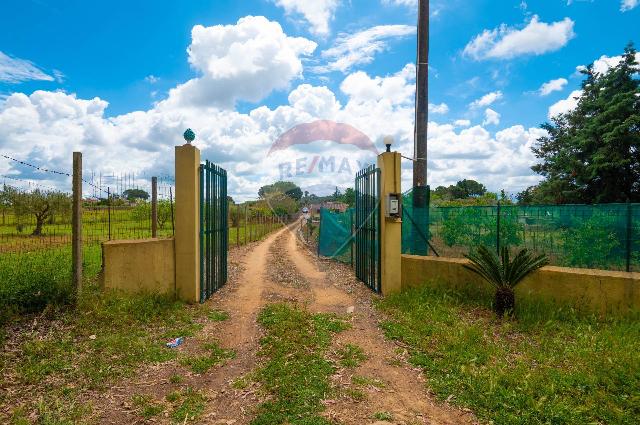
[428, 103, 449, 114]
[145, 75, 160, 84]
[538, 78, 568, 96]
[621, 0, 639, 12]
[0, 16, 548, 201]
[548, 89, 582, 118]
[316, 25, 415, 73]
[0, 51, 54, 84]
[576, 52, 640, 75]
[340, 64, 416, 106]
[470, 91, 503, 108]
[454, 119, 471, 127]
[274, 0, 340, 36]
[164, 16, 316, 109]
[483, 108, 501, 126]
[464, 15, 575, 60]
[382, 0, 418, 6]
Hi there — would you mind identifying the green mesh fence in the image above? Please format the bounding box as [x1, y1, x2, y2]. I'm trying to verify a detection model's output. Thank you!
[318, 208, 354, 264]
[402, 188, 640, 272]
[402, 188, 430, 256]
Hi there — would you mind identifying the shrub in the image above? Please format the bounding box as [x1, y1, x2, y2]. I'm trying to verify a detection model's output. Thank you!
[464, 245, 549, 317]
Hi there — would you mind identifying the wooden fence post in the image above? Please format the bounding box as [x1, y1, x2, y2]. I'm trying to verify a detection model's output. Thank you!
[236, 204, 240, 247]
[244, 205, 248, 245]
[72, 152, 83, 293]
[151, 176, 158, 238]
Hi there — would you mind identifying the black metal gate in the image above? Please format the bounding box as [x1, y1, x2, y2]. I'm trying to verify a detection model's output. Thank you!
[355, 164, 381, 293]
[199, 160, 228, 302]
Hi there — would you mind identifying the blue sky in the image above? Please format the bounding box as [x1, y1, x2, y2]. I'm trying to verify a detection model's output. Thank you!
[1, 0, 639, 199]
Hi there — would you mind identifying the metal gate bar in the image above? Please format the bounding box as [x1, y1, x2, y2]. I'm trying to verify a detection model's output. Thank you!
[199, 160, 228, 302]
[355, 164, 381, 293]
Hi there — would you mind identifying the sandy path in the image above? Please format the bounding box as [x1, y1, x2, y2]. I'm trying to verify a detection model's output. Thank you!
[92, 223, 475, 424]
[92, 228, 288, 425]
[281, 227, 476, 425]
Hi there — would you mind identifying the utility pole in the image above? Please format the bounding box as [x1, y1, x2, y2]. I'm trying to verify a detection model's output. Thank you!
[413, 0, 429, 187]
[411, 0, 430, 256]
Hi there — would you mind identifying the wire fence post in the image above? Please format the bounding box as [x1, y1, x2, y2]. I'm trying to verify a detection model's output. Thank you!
[244, 204, 248, 245]
[236, 204, 240, 247]
[72, 152, 83, 294]
[107, 187, 112, 240]
[626, 200, 632, 272]
[151, 176, 158, 238]
[496, 201, 501, 255]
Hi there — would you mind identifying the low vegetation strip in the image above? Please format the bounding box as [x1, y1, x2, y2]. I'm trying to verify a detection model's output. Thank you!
[1, 287, 208, 423]
[253, 303, 349, 425]
[378, 286, 640, 425]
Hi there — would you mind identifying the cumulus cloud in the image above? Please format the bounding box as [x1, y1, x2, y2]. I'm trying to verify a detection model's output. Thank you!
[464, 15, 575, 60]
[538, 78, 568, 96]
[274, 0, 340, 36]
[0, 17, 548, 200]
[483, 108, 501, 126]
[621, 0, 639, 12]
[549, 51, 640, 119]
[548, 89, 582, 118]
[0, 51, 54, 84]
[162, 17, 316, 110]
[470, 91, 503, 108]
[429, 103, 449, 114]
[316, 25, 415, 73]
[576, 52, 640, 75]
[340, 64, 416, 106]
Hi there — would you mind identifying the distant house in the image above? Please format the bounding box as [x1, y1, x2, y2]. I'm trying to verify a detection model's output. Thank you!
[308, 201, 349, 214]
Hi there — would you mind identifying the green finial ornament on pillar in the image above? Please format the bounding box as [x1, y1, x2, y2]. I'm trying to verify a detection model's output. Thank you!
[183, 128, 196, 144]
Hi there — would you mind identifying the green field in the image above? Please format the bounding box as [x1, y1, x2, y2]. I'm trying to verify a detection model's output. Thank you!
[0, 209, 284, 326]
[378, 285, 640, 425]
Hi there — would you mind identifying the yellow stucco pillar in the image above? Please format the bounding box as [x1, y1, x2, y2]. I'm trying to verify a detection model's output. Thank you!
[175, 144, 200, 303]
[377, 149, 403, 295]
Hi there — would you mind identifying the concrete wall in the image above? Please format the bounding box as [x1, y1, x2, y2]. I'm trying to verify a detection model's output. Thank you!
[402, 254, 640, 314]
[102, 238, 175, 295]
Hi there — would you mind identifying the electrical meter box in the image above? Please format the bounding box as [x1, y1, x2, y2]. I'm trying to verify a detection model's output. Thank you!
[386, 193, 401, 219]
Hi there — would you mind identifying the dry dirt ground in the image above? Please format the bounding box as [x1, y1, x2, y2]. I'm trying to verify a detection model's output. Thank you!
[93, 223, 477, 425]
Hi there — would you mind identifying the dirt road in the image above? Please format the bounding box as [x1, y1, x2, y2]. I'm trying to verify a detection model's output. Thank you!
[97, 223, 475, 424]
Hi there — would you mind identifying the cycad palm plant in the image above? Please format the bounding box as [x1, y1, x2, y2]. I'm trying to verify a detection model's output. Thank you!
[464, 245, 549, 317]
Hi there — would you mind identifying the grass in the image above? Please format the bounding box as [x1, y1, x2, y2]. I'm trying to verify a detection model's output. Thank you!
[0, 217, 283, 327]
[208, 309, 230, 321]
[179, 340, 235, 374]
[132, 394, 164, 419]
[0, 245, 102, 326]
[373, 411, 393, 420]
[378, 284, 640, 425]
[252, 303, 349, 425]
[336, 343, 367, 368]
[167, 387, 207, 423]
[1, 286, 207, 423]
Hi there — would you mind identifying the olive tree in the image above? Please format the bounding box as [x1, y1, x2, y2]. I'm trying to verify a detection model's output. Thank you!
[12, 189, 72, 236]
